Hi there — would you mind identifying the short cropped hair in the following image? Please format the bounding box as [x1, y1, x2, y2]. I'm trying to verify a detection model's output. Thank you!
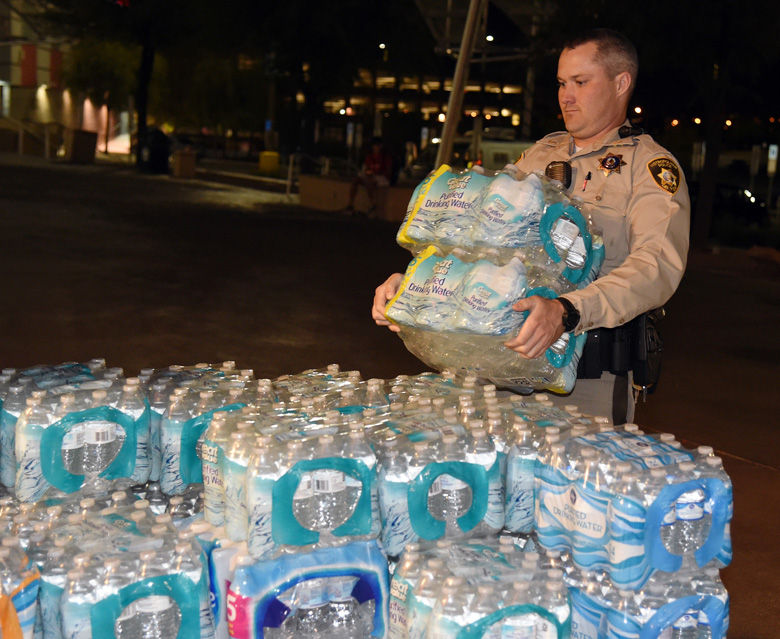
[562, 29, 639, 91]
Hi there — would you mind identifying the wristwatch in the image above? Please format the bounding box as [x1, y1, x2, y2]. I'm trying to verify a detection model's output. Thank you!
[557, 296, 580, 333]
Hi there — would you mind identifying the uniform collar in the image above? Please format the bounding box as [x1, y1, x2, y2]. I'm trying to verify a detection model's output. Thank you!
[538, 119, 636, 158]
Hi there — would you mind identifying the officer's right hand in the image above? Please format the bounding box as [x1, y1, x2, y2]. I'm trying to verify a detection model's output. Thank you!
[372, 273, 403, 332]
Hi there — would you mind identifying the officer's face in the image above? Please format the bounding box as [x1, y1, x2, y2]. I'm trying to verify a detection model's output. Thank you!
[557, 42, 627, 146]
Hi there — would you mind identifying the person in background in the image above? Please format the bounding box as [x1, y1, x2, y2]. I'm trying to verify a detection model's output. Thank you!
[345, 137, 393, 215]
[371, 29, 690, 424]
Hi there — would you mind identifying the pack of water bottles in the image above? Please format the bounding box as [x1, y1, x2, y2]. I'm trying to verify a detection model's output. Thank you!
[224, 539, 388, 639]
[0, 486, 213, 639]
[522, 427, 733, 590]
[388, 537, 571, 638]
[567, 564, 729, 639]
[0, 360, 155, 503]
[387, 164, 606, 393]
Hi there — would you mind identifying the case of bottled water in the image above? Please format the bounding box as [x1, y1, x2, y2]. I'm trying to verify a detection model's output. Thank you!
[373, 416, 505, 558]
[225, 540, 388, 638]
[388, 538, 571, 638]
[387, 165, 606, 393]
[0, 486, 214, 639]
[4, 362, 153, 503]
[534, 428, 733, 589]
[0, 360, 114, 491]
[566, 565, 729, 639]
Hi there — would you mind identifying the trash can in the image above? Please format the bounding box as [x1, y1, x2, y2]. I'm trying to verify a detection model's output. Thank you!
[140, 128, 170, 173]
[172, 148, 197, 179]
[258, 151, 279, 176]
[63, 129, 97, 163]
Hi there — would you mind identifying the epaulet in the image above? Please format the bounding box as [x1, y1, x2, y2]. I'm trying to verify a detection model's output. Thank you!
[537, 130, 568, 146]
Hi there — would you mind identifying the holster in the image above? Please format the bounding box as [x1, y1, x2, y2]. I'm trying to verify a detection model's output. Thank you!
[576, 309, 665, 394]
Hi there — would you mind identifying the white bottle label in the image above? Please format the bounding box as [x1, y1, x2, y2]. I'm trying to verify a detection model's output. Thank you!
[313, 469, 345, 493]
[85, 421, 116, 444]
[135, 595, 174, 613]
[551, 218, 579, 251]
[676, 490, 705, 521]
[62, 425, 84, 450]
[294, 474, 313, 499]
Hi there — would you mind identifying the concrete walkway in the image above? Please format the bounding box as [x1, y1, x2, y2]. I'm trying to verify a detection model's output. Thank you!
[0, 153, 777, 636]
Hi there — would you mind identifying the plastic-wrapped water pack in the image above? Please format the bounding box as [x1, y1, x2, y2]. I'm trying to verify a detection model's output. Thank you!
[388, 165, 605, 394]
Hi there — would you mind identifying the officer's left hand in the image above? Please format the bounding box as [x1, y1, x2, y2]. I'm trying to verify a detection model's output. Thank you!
[504, 296, 566, 359]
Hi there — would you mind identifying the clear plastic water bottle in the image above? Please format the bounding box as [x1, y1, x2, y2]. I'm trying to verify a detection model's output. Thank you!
[535, 579, 569, 639]
[308, 434, 349, 532]
[378, 441, 415, 558]
[693, 567, 726, 639]
[119, 381, 148, 482]
[505, 424, 538, 533]
[606, 589, 642, 639]
[201, 412, 232, 527]
[173, 540, 215, 639]
[246, 437, 282, 559]
[408, 558, 444, 639]
[467, 427, 504, 534]
[60, 569, 98, 639]
[83, 390, 117, 476]
[501, 580, 535, 637]
[671, 461, 707, 556]
[427, 576, 468, 637]
[344, 428, 380, 536]
[438, 434, 472, 536]
[326, 576, 364, 638]
[222, 431, 253, 542]
[292, 578, 331, 636]
[1, 382, 30, 488]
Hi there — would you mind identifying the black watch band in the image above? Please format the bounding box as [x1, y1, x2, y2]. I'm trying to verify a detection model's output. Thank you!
[557, 296, 580, 332]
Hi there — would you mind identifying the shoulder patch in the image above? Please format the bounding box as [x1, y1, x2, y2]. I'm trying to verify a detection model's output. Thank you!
[647, 158, 680, 194]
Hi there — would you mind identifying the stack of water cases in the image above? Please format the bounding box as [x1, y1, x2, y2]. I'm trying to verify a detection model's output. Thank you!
[0, 360, 154, 503]
[0, 486, 212, 639]
[385, 164, 606, 393]
[514, 420, 732, 638]
[388, 537, 571, 638]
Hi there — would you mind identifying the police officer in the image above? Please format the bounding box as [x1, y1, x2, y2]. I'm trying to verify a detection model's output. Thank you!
[372, 29, 689, 423]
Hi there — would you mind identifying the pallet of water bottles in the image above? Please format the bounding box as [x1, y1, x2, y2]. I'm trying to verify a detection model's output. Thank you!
[0, 359, 733, 638]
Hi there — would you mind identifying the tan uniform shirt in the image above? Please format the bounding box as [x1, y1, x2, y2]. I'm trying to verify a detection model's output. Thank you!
[515, 121, 690, 333]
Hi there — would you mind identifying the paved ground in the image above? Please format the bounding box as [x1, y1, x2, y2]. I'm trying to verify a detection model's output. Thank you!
[1, 153, 778, 636]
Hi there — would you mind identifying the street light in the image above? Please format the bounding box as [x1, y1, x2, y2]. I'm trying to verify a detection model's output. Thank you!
[485, 35, 494, 42]
[379, 43, 386, 50]
[693, 117, 702, 125]
[634, 106, 642, 114]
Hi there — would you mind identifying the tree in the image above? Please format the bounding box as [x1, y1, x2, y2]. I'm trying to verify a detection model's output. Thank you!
[30, 0, 224, 166]
[62, 38, 136, 151]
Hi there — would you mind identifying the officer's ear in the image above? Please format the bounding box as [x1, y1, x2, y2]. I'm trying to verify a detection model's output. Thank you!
[614, 71, 632, 99]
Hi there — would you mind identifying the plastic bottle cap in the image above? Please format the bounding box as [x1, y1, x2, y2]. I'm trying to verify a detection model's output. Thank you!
[134, 499, 150, 510]
[706, 456, 723, 467]
[67, 514, 82, 525]
[130, 511, 146, 521]
[564, 404, 579, 413]
[546, 427, 561, 436]
[441, 434, 457, 445]
[697, 445, 714, 456]
[470, 425, 486, 436]
[155, 513, 172, 524]
[580, 447, 597, 459]
[79, 498, 96, 509]
[678, 461, 696, 472]
[67, 569, 84, 580]
[111, 491, 128, 502]
[140, 550, 156, 561]
[104, 558, 121, 570]
[658, 433, 675, 443]
[1, 536, 18, 547]
[594, 416, 611, 424]
[54, 537, 69, 548]
[650, 468, 667, 479]
[512, 581, 530, 591]
[151, 524, 169, 536]
[92, 390, 107, 400]
[624, 423, 639, 433]
[546, 434, 561, 444]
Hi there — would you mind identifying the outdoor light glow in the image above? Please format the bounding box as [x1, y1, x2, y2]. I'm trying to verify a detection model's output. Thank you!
[485, 114, 492, 120]
[671, 119, 679, 127]
[379, 43, 386, 50]
[471, 111, 478, 117]
[634, 106, 642, 114]
[500, 108, 511, 117]
[432, 137, 441, 144]
[486, 35, 494, 42]
[745, 189, 752, 198]
[694, 117, 702, 124]
[725, 119, 732, 126]
[345, 107, 354, 116]
[339, 108, 346, 115]
[438, 113, 446, 122]
[750, 196, 756, 203]
[511, 113, 520, 126]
